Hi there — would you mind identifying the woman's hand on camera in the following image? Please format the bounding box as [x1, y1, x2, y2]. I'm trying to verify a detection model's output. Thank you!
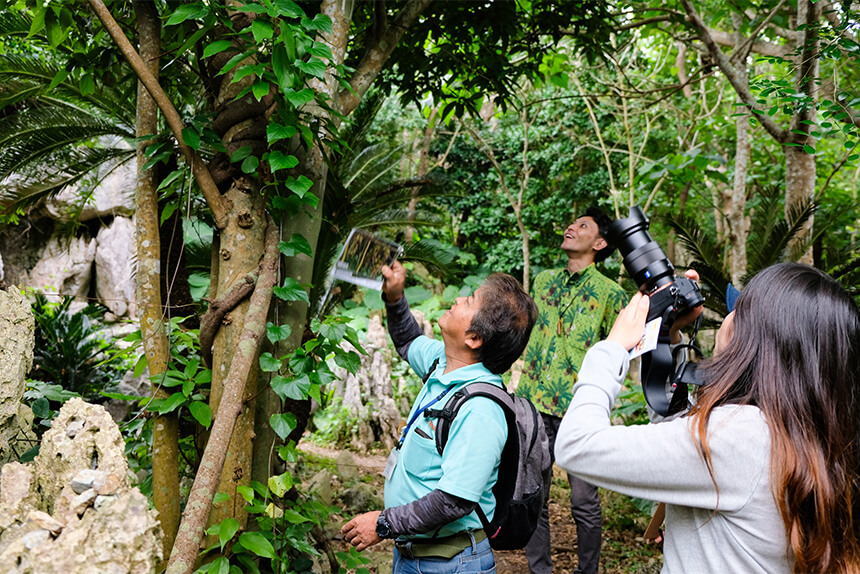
[607, 292, 651, 351]
[669, 269, 704, 344]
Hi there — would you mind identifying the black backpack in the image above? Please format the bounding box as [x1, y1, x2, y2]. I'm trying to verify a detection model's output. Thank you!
[423, 361, 552, 550]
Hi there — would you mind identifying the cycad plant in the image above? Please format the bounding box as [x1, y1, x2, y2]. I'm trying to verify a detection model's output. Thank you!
[29, 293, 126, 401]
[0, 12, 137, 220]
[668, 185, 829, 318]
[310, 91, 457, 313]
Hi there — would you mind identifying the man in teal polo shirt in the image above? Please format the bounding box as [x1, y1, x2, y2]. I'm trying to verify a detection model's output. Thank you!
[342, 261, 537, 573]
[516, 207, 628, 574]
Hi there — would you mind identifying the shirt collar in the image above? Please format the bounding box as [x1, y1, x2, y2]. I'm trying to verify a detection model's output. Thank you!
[427, 358, 503, 387]
[564, 262, 596, 285]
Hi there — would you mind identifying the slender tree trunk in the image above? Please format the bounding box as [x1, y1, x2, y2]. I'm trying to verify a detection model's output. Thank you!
[405, 107, 438, 243]
[785, 0, 820, 263]
[729, 18, 750, 284]
[134, 1, 179, 561]
[729, 109, 750, 285]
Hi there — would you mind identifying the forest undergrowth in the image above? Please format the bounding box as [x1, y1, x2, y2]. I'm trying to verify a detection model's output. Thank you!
[299, 440, 663, 574]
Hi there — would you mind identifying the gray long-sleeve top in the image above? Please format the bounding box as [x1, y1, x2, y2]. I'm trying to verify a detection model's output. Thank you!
[555, 341, 790, 573]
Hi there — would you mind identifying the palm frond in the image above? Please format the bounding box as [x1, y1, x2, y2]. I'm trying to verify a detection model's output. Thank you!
[400, 239, 457, 277]
[0, 10, 33, 37]
[667, 213, 732, 316]
[184, 239, 213, 275]
[0, 147, 133, 214]
[0, 110, 132, 181]
[0, 54, 136, 125]
[334, 88, 385, 160]
[745, 190, 817, 277]
[667, 213, 725, 273]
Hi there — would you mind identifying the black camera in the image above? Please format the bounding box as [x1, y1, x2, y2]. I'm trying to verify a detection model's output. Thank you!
[608, 206, 705, 415]
[608, 206, 704, 321]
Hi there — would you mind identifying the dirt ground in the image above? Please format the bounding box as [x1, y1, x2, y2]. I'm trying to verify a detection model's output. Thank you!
[300, 441, 663, 574]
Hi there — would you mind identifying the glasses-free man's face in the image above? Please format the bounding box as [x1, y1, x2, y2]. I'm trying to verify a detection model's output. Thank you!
[561, 216, 605, 255]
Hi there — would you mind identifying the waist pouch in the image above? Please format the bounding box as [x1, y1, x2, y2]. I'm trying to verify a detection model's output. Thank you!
[394, 529, 487, 559]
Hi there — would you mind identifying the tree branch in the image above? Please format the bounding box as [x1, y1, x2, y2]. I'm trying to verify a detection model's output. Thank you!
[680, 0, 788, 143]
[198, 273, 258, 368]
[166, 214, 279, 574]
[730, 0, 788, 63]
[86, 0, 229, 229]
[709, 29, 789, 58]
[337, 0, 433, 116]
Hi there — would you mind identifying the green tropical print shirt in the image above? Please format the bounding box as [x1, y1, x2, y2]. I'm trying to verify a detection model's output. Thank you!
[517, 264, 628, 417]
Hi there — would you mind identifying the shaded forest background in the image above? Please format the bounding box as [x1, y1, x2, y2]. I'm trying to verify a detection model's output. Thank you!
[0, 0, 859, 572]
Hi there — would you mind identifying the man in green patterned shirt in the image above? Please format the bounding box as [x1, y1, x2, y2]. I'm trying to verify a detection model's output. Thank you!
[517, 207, 628, 574]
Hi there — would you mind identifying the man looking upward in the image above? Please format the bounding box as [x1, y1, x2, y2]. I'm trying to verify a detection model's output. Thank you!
[516, 207, 628, 574]
[342, 261, 537, 573]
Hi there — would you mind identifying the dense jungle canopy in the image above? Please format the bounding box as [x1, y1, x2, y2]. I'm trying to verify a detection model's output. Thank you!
[0, 0, 859, 572]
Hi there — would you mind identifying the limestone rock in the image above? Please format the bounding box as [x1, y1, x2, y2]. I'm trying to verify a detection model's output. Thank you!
[32, 399, 129, 514]
[28, 234, 96, 308]
[306, 469, 334, 505]
[103, 368, 149, 423]
[0, 398, 162, 573]
[0, 286, 36, 464]
[26, 511, 63, 534]
[94, 216, 136, 318]
[335, 451, 358, 482]
[340, 482, 383, 513]
[0, 463, 33, 509]
[409, 309, 435, 338]
[70, 469, 101, 494]
[1, 489, 161, 573]
[44, 156, 135, 222]
[331, 315, 402, 451]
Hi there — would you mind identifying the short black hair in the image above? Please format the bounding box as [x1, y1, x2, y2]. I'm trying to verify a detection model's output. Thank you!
[467, 273, 538, 374]
[582, 206, 616, 263]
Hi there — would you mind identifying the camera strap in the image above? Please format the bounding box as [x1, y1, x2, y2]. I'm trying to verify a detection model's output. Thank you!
[640, 309, 703, 416]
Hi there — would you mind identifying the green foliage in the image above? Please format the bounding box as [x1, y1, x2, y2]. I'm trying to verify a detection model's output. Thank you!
[137, 318, 213, 429]
[29, 293, 127, 400]
[195, 443, 352, 574]
[373, 1, 614, 118]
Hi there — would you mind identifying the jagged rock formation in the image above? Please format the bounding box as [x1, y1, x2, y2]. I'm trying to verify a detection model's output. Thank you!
[330, 310, 434, 451]
[0, 399, 162, 573]
[0, 287, 36, 465]
[1, 153, 138, 318]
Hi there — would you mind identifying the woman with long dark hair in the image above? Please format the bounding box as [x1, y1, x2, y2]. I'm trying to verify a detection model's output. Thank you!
[555, 263, 860, 573]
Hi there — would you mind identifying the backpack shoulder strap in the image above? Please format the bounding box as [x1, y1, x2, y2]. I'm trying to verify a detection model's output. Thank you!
[424, 382, 517, 533]
[427, 382, 514, 456]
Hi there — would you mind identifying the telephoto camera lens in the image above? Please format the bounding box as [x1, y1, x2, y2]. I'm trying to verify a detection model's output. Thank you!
[607, 206, 675, 293]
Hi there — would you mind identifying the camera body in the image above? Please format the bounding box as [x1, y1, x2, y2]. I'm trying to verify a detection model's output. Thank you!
[608, 206, 705, 416]
[608, 206, 704, 324]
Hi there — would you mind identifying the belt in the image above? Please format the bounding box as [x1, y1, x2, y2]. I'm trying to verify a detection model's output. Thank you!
[394, 529, 487, 559]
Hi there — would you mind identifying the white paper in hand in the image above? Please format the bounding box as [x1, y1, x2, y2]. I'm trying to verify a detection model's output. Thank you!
[629, 317, 662, 359]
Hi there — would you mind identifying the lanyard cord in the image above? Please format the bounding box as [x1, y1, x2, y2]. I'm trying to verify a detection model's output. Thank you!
[397, 385, 453, 449]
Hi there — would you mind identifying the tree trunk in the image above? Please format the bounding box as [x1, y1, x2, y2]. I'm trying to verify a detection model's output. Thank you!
[133, 0, 180, 561]
[167, 218, 279, 574]
[205, 182, 266, 539]
[785, 0, 820, 264]
[729, 73, 750, 284]
[405, 107, 438, 243]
